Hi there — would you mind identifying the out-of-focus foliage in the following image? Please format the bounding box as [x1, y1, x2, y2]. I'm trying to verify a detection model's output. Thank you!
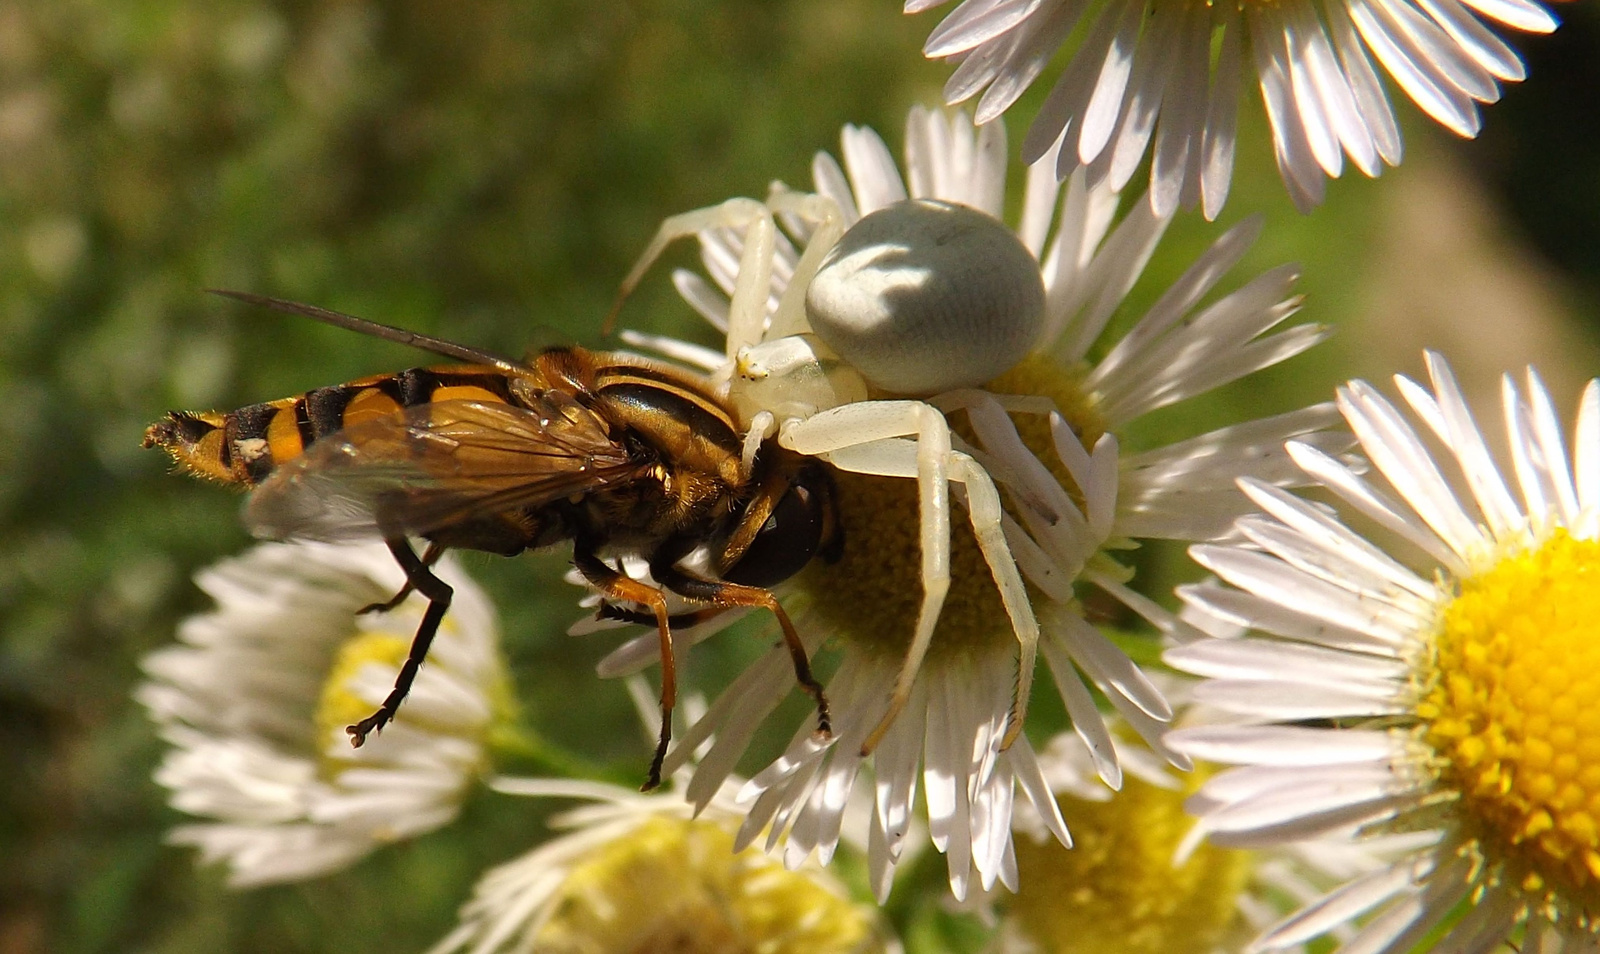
[0, 1, 1594, 952]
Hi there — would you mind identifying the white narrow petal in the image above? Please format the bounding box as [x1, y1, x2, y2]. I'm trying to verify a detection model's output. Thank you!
[842, 123, 910, 214]
[1520, 368, 1580, 526]
[1234, 515, 1435, 619]
[1415, 353, 1525, 536]
[1042, 632, 1122, 788]
[1098, 1, 1180, 189]
[1192, 677, 1407, 720]
[1005, 741, 1073, 846]
[1146, 3, 1209, 216]
[1415, 0, 1527, 81]
[1348, 0, 1482, 137]
[1253, 856, 1434, 950]
[1251, 7, 1328, 208]
[1090, 215, 1261, 387]
[1275, 4, 1345, 178]
[1047, 195, 1172, 365]
[924, 0, 1047, 57]
[1289, 0, 1381, 176]
[810, 150, 861, 223]
[1336, 855, 1472, 954]
[971, 113, 1010, 214]
[1055, 612, 1172, 720]
[1361, 0, 1499, 102]
[1286, 440, 1464, 572]
[1190, 560, 1414, 656]
[1455, 0, 1557, 31]
[1076, 0, 1145, 164]
[1237, 478, 1436, 600]
[1576, 380, 1600, 518]
[981, 0, 1090, 126]
[1339, 381, 1490, 561]
[1324, 0, 1404, 164]
[1200, 14, 1241, 219]
[1165, 725, 1399, 767]
[1165, 638, 1408, 685]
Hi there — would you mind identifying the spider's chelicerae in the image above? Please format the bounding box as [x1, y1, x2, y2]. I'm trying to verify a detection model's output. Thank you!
[612, 186, 1054, 753]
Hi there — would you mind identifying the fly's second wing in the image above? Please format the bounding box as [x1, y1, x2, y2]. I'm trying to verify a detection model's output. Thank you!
[244, 393, 644, 542]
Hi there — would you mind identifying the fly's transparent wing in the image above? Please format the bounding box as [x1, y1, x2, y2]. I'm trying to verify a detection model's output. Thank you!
[245, 394, 642, 542]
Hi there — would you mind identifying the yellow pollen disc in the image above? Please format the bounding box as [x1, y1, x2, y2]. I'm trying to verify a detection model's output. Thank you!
[532, 816, 885, 954]
[1418, 530, 1600, 916]
[1010, 770, 1252, 954]
[799, 355, 1106, 664]
[315, 629, 413, 753]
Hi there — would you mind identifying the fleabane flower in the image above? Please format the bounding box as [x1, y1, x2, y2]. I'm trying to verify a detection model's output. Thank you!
[594, 104, 1338, 899]
[992, 730, 1415, 954]
[137, 540, 506, 887]
[906, 0, 1559, 216]
[1167, 351, 1600, 953]
[429, 773, 894, 954]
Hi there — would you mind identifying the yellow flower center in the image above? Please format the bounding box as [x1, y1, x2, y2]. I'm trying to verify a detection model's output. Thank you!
[1419, 529, 1600, 920]
[1010, 770, 1252, 954]
[533, 816, 886, 954]
[799, 355, 1106, 664]
[315, 628, 412, 751]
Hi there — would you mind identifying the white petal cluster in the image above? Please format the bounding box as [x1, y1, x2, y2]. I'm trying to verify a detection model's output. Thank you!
[907, 0, 1558, 214]
[138, 541, 502, 887]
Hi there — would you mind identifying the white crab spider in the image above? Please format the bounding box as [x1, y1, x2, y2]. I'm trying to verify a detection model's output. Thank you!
[612, 184, 1049, 753]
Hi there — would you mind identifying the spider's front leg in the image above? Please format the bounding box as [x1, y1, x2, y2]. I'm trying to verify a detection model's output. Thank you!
[606, 197, 778, 355]
[781, 399, 1040, 754]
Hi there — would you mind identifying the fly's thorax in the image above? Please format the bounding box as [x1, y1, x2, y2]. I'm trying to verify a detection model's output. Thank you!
[728, 334, 870, 424]
[588, 358, 748, 490]
[580, 463, 740, 551]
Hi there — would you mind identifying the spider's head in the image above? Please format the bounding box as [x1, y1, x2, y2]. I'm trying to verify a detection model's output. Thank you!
[803, 198, 1044, 396]
[728, 333, 868, 424]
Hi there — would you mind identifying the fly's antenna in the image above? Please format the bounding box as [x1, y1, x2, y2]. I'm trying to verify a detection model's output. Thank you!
[207, 290, 528, 372]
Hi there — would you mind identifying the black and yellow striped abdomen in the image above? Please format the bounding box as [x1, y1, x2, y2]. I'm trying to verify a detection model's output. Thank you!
[144, 365, 518, 486]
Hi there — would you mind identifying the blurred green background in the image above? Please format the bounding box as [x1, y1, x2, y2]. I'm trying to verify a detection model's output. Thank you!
[1, 1, 1596, 951]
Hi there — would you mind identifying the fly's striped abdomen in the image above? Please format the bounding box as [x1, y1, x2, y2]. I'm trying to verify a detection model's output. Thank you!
[143, 365, 519, 486]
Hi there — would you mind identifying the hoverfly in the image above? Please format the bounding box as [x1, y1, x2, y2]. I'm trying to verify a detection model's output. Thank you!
[144, 291, 840, 788]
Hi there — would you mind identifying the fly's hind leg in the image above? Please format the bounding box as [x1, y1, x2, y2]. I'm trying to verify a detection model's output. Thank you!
[597, 603, 733, 630]
[651, 561, 831, 740]
[573, 541, 676, 791]
[348, 538, 453, 747]
[357, 541, 445, 615]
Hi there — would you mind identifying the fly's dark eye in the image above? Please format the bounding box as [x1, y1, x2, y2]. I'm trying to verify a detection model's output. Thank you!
[723, 464, 841, 588]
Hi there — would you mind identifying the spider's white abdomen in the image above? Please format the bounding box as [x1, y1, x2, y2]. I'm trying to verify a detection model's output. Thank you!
[804, 198, 1044, 395]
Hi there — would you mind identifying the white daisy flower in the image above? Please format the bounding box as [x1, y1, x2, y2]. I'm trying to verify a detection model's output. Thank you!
[1166, 351, 1600, 954]
[593, 104, 1339, 900]
[994, 729, 1423, 954]
[137, 540, 506, 888]
[428, 773, 895, 954]
[906, 0, 1559, 216]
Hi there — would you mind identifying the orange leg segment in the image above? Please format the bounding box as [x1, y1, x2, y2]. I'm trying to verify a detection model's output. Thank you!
[573, 545, 676, 791]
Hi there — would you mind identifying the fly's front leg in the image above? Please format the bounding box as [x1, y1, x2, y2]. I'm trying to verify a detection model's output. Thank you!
[652, 560, 831, 739]
[348, 539, 452, 747]
[573, 541, 676, 791]
[357, 541, 445, 616]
